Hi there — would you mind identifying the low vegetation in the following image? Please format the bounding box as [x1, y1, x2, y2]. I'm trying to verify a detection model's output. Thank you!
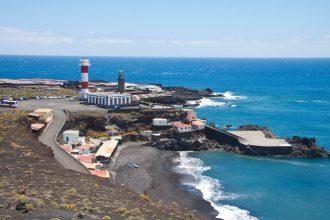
[0, 87, 77, 99]
[0, 110, 211, 219]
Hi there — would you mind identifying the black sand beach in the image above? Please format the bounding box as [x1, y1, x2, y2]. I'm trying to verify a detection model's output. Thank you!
[109, 143, 217, 219]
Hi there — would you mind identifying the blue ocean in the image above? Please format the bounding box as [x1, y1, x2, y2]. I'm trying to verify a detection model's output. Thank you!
[1, 55, 330, 219]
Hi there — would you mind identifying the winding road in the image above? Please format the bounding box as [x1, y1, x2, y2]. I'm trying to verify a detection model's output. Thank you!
[38, 109, 89, 174]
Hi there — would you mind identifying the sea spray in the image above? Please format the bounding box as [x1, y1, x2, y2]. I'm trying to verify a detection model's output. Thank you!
[197, 98, 227, 108]
[221, 91, 247, 100]
[173, 151, 258, 220]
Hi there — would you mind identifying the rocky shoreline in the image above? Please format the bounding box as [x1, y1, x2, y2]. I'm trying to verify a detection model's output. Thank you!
[143, 87, 223, 105]
[152, 125, 330, 158]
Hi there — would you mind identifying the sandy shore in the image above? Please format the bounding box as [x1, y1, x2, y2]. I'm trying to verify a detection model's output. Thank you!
[109, 142, 217, 218]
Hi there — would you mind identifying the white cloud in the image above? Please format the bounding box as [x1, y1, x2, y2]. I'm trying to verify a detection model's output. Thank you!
[83, 36, 134, 44]
[1, 26, 329, 57]
[0, 26, 73, 44]
[144, 39, 168, 45]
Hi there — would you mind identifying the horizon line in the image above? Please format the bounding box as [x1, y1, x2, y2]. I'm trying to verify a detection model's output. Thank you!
[1, 54, 330, 59]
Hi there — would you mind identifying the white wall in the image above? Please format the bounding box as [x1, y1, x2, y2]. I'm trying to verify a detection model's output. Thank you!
[63, 131, 79, 144]
[153, 118, 168, 126]
[176, 126, 192, 133]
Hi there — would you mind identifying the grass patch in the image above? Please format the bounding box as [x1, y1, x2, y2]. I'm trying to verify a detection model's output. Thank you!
[59, 203, 76, 210]
[117, 207, 128, 215]
[140, 194, 151, 202]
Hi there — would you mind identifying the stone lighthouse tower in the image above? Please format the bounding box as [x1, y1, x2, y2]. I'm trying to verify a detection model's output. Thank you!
[118, 69, 125, 93]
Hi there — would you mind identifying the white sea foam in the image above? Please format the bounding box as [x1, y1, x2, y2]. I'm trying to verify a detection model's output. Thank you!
[197, 98, 227, 108]
[221, 91, 247, 100]
[296, 100, 327, 104]
[174, 151, 258, 220]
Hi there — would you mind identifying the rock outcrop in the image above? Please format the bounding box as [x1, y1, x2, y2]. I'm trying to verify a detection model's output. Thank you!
[108, 110, 186, 132]
[143, 87, 223, 105]
[286, 136, 330, 157]
[153, 137, 231, 151]
[153, 124, 329, 158]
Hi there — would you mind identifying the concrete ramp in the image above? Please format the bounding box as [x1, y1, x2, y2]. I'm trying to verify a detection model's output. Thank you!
[205, 125, 293, 156]
[229, 131, 292, 147]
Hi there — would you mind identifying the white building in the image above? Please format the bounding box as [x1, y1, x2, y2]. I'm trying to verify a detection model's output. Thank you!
[87, 92, 131, 107]
[152, 118, 168, 126]
[95, 139, 118, 160]
[63, 130, 80, 144]
[136, 84, 162, 93]
[175, 123, 192, 133]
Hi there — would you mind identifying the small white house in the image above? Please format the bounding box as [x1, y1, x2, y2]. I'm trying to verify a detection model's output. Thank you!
[63, 130, 80, 144]
[136, 84, 163, 93]
[152, 118, 168, 126]
[175, 123, 192, 133]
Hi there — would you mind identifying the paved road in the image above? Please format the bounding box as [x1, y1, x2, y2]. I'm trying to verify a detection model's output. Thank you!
[38, 109, 89, 174]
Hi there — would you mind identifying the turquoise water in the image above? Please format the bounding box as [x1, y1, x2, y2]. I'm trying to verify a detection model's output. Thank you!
[1, 56, 329, 219]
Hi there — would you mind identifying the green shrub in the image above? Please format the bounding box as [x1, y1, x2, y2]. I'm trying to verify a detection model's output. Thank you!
[77, 211, 85, 218]
[140, 194, 151, 202]
[117, 207, 128, 215]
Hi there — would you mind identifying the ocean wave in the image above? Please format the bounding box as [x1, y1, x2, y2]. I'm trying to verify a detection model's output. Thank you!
[160, 72, 182, 75]
[220, 91, 247, 100]
[197, 98, 227, 108]
[173, 151, 258, 220]
[296, 100, 327, 104]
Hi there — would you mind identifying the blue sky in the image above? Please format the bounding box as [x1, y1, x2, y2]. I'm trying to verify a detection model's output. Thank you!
[0, 0, 330, 57]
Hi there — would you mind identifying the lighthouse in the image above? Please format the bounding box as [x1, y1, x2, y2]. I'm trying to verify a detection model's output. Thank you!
[79, 58, 90, 100]
[118, 69, 125, 93]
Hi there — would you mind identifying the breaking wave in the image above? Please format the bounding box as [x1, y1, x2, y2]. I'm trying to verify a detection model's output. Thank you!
[173, 151, 258, 220]
[197, 98, 227, 108]
[220, 91, 247, 100]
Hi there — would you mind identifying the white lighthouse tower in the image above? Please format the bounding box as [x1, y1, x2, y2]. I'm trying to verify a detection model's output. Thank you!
[79, 58, 90, 100]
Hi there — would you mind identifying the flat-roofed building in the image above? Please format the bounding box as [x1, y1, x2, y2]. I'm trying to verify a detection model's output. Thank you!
[63, 130, 80, 144]
[29, 109, 53, 123]
[136, 84, 162, 93]
[95, 139, 118, 162]
[152, 118, 168, 126]
[87, 92, 131, 107]
[175, 123, 192, 133]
